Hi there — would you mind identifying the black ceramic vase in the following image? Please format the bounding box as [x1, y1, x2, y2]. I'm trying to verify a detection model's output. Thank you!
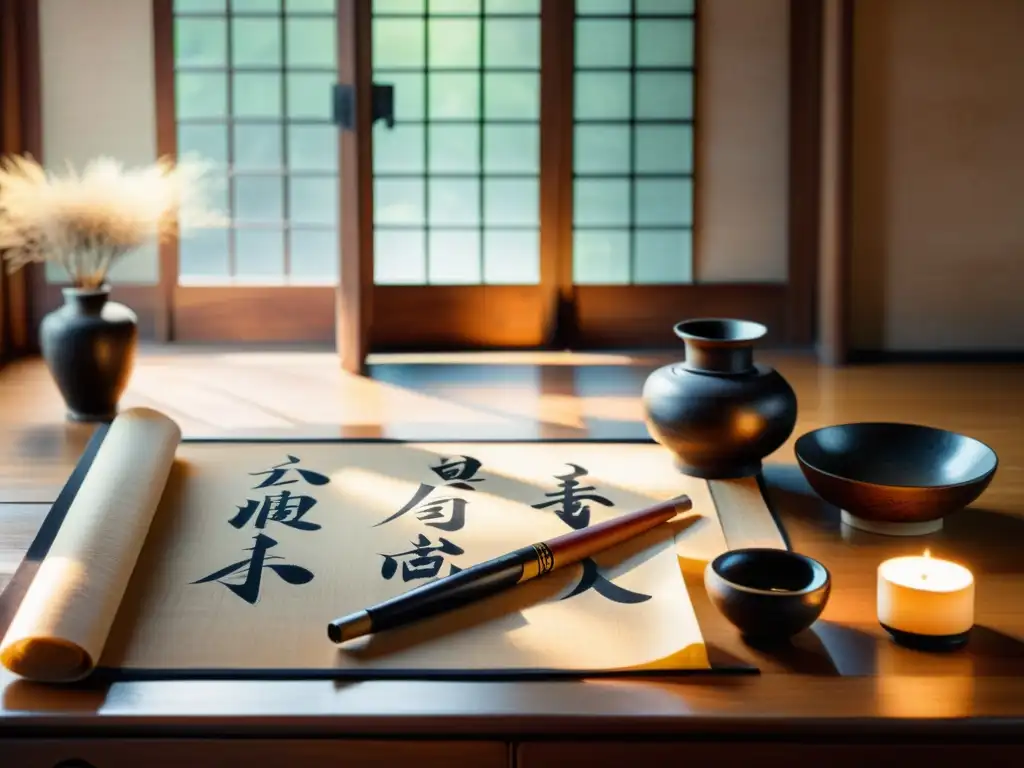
[642, 319, 798, 479]
[40, 285, 138, 422]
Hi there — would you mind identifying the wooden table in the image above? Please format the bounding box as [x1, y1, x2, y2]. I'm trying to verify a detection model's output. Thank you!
[1, 355, 1024, 767]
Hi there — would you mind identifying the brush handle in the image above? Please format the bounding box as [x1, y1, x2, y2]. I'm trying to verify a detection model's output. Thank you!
[327, 495, 691, 644]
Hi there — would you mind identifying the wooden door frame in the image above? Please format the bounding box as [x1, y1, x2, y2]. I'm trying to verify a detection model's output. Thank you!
[364, 0, 553, 353]
[148, 0, 366, 361]
[550, 0, 803, 351]
[364, 0, 823, 354]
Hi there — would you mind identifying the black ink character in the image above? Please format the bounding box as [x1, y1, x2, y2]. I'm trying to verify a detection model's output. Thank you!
[192, 533, 313, 605]
[250, 454, 330, 489]
[431, 455, 484, 491]
[373, 483, 467, 532]
[380, 534, 464, 582]
[564, 558, 651, 604]
[531, 463, 614, 530]
[229, 490, 321, 531]
[533, 463, 651, 605]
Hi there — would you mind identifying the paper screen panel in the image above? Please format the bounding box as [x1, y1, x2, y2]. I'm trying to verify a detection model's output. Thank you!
[100, 442, 723, 675]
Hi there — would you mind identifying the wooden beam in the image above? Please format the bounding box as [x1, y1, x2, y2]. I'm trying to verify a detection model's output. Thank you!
[0, 0, 41, 358]
[152, 0, 177, 343]
[337, 0, 372, 374]
[817, 0, 854, 365]
[538, 0, 575, 348]
[786, 0, 824, 348]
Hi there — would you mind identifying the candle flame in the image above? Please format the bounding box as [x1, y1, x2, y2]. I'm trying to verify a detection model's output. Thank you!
[923, 549, 931, 558]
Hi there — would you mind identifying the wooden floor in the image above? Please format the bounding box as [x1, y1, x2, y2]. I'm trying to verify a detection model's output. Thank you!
[1, 347, 1023, 593]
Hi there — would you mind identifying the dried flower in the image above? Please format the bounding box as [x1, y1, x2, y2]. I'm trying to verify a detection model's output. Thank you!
[0, 154, 225, 289]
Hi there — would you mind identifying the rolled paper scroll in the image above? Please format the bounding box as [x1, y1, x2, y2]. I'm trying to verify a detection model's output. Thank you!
[0, 407, 181, 682]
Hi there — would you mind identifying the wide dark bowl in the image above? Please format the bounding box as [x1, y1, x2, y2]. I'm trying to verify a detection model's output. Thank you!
[795, 423, 998, 526]
[704, 548, 831, 641]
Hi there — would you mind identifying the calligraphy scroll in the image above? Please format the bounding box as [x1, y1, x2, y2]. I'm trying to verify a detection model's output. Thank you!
[0, 409, 785, 683]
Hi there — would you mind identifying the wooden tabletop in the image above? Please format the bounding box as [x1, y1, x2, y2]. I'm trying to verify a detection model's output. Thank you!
[1, 350, 1023, 738]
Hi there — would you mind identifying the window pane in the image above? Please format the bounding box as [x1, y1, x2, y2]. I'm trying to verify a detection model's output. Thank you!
[178, 124, 229, 168]
[176, 73, 228, 119]
[484, 230, 539, 284]
[429, 179, 480, 226]
[634, 125, 692, 173]
[574, 72, 630, 120]
[484, 73, 538, 119]
[635, 72, 693, 119]
[429, 124, 480, 173]
[374, 123, 425, 173]
[636, 0, 694, 14]
[232, 18, 281, 68]
[287, 125, 338, 172]
[375, 229, 426, 284]
[635, 20, 694, 68]
[175, 19, 227, 67]
[176, 0, 227, 11]
[374, 0, 425, 12]
[577, 0, 630, 13]
[634, 178, 692, 226]
[574, 125, 630, 174]
[289, 176, 338, 226]
[382, 73, 425, 120]
[428, 20, 480, 68]
[375, 179, 425, 225]
[373, 19, 425, 69]
[574, 179, 629, 226]
[233, 73, 283, 118]
[289, 228, 338, 283]
[234, 124, 282, 171]
[573, 230, 629, 284]
[234, 176, 284, 222]
[428, 230, 481, 285]
[179, 228, 230, 280]
[235, 229, 285, 281]
[486, 0, 540, 13]
[193, 172, 231, 225]
[286, 73, 335, 119]
[431, 0, 480, 11]
[575, 20, 630, 68]
[231, 0, 280, 12]
[484, 179, 537, 226]
[286, 0, 336, 11]
[634, 230, 691, 284]
[484, 124, 538, 174]
[286, 18, 336, 68]
[485, 20, 539, 68]
[429, 73, 480, 119]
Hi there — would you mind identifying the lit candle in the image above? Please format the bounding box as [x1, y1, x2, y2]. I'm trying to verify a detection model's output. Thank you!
[877, 550, 974, 651]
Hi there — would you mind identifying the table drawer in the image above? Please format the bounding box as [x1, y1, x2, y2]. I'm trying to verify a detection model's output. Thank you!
[517, 741, 1024, 767]
[4, 738, 508, 768]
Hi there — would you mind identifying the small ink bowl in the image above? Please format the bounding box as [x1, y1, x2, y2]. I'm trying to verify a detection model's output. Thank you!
[704, 548, 831, 642]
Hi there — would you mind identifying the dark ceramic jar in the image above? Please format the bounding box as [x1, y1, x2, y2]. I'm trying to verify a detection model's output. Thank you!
[40, 285, 138, 422]
[642, 318, 797, 478]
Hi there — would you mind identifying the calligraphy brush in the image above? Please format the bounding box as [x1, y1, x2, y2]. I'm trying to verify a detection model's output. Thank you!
[327, 495, 692, 644]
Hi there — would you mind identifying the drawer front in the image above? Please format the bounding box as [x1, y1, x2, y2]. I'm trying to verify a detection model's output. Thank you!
[518, 742, 1024, 767]
[4, 739, 508, 768]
